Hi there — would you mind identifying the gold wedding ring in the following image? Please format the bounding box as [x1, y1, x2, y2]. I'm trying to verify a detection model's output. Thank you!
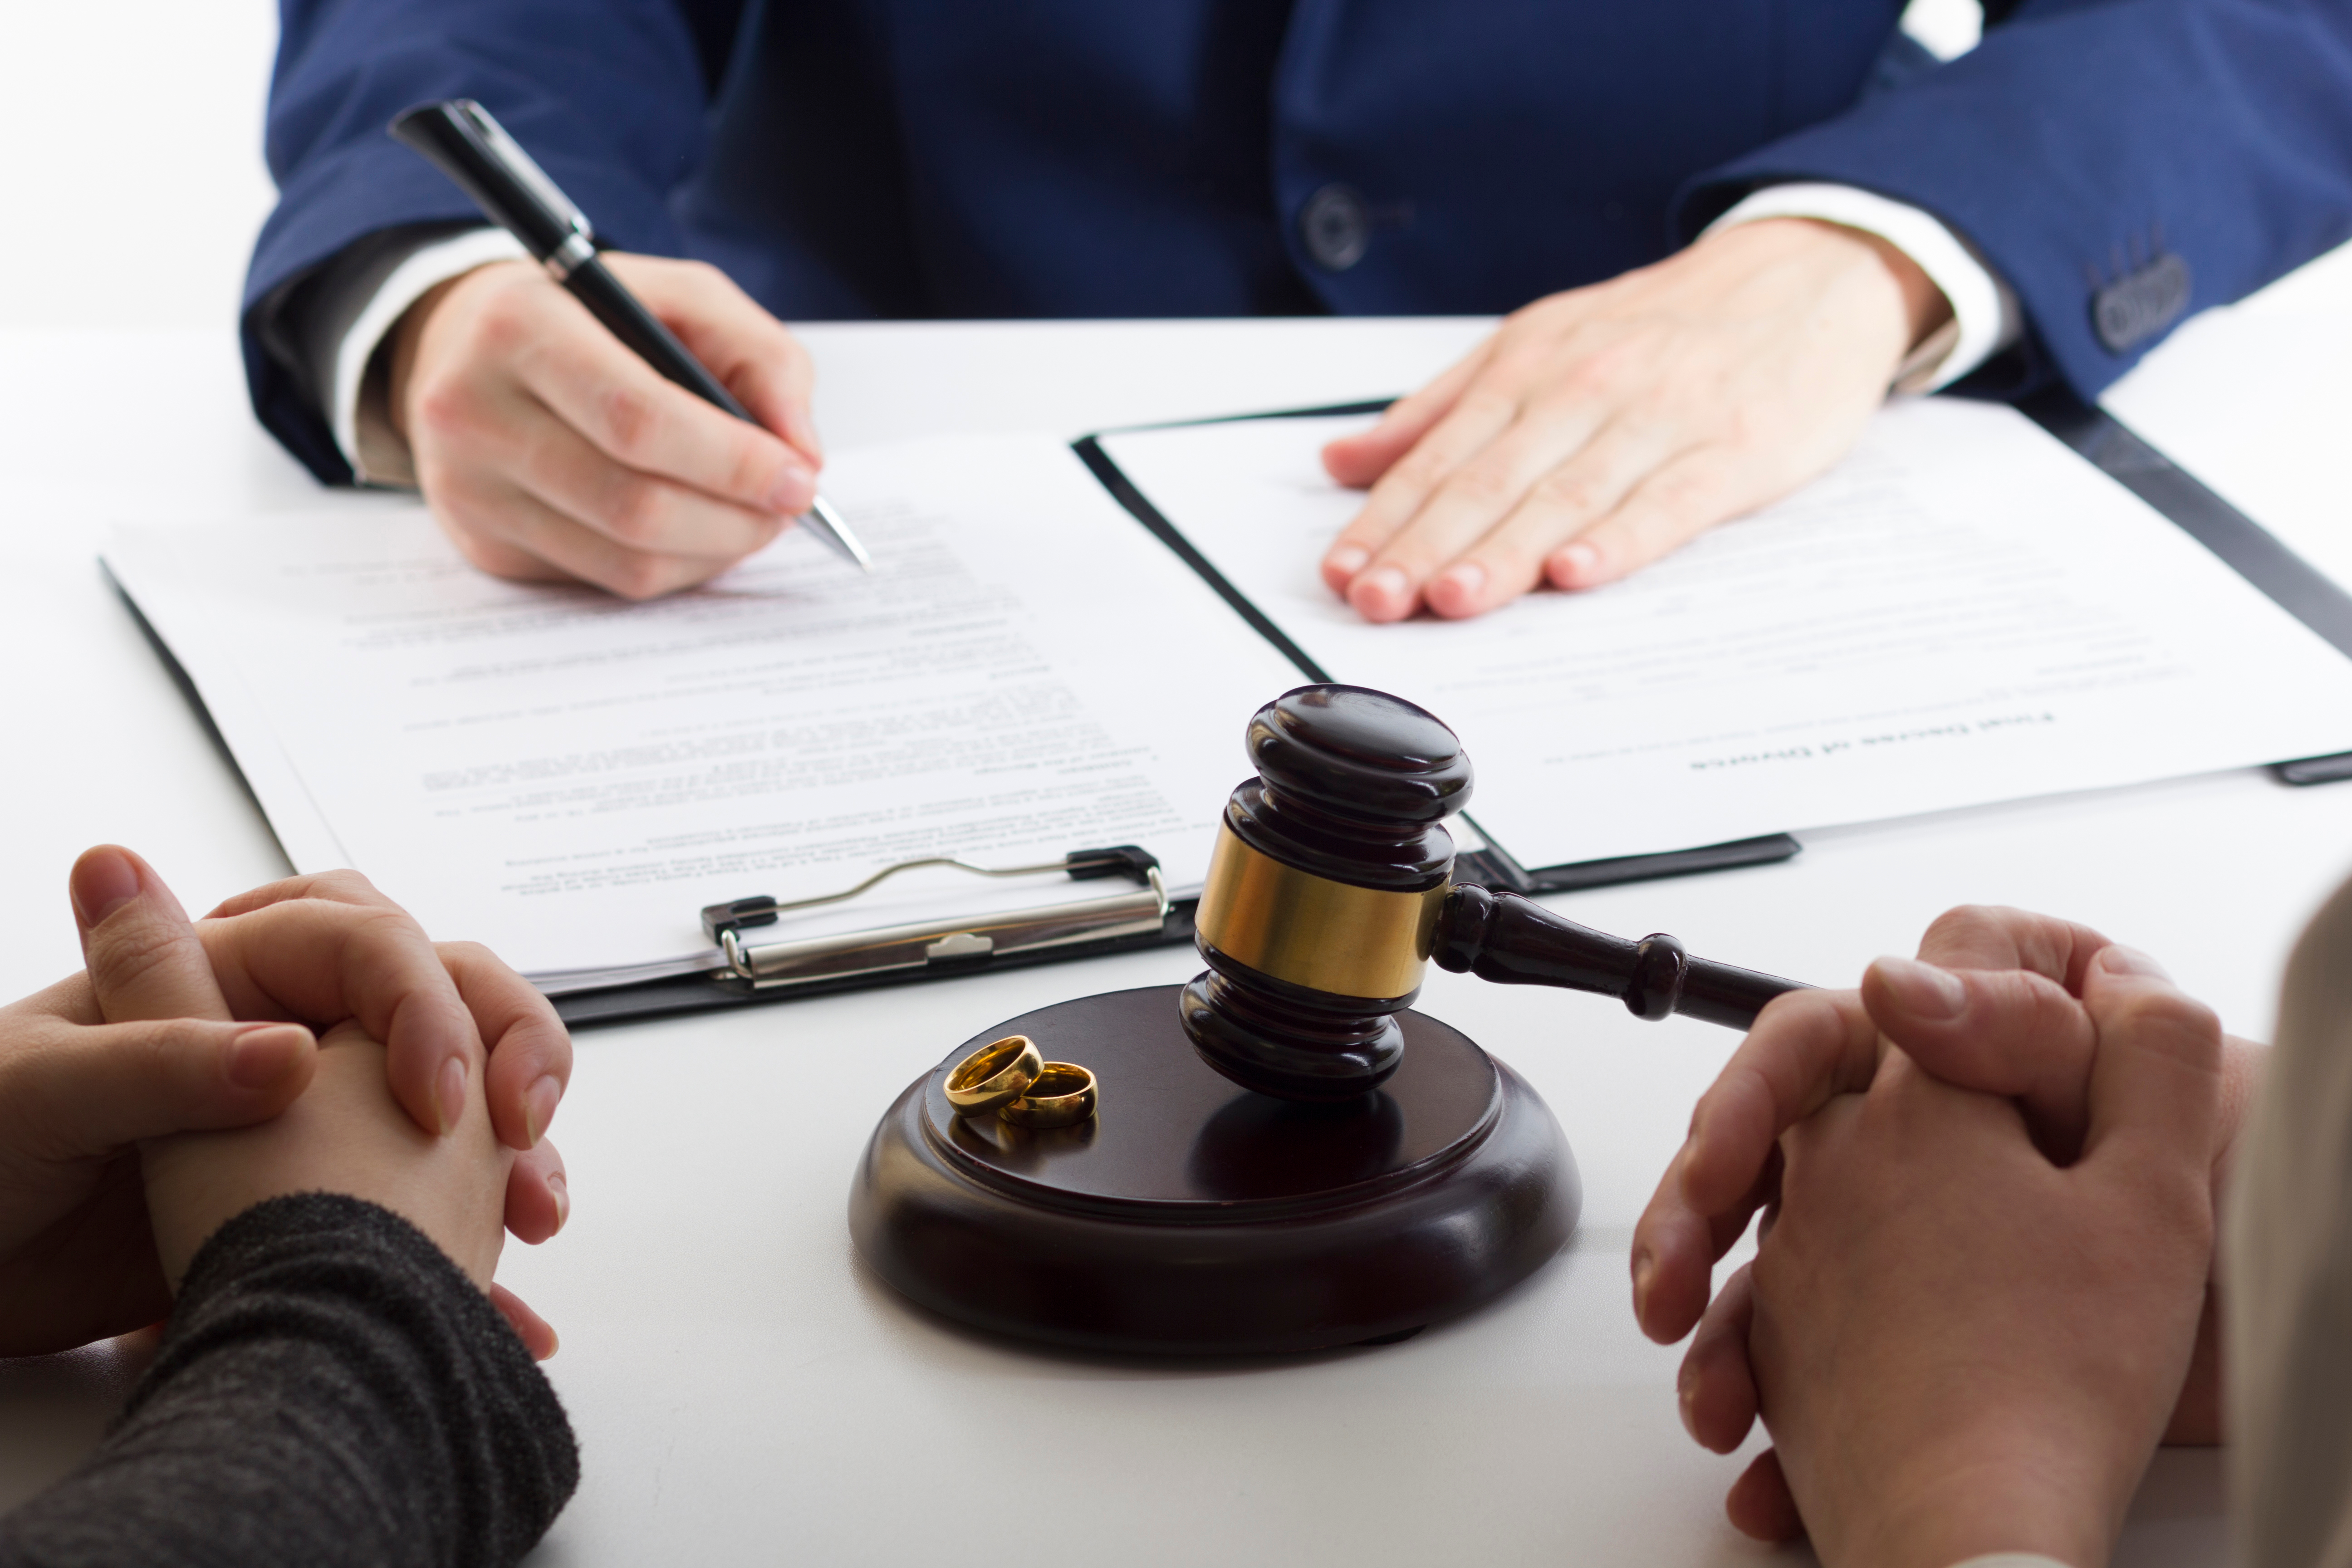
[997, 1061, 1098, 1129]
[944, 1034, 1043, 1117]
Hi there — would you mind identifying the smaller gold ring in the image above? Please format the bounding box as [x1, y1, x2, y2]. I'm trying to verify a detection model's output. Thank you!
[944, 1034, 1043, 1117]
[997, 1061, 1098, 1128]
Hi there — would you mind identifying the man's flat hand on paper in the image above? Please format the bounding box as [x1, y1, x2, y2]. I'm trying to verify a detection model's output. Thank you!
[390, 253, 823, 600]
[0, 847, 567, 1355]
[1318, 218, 1951, 621]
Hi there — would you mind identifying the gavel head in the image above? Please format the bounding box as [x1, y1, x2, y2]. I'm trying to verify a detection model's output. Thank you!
[1182, 685, 1472, 1102]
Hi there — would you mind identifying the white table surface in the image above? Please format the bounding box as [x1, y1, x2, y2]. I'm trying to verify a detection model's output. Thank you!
[3, 246, 2349, 1564]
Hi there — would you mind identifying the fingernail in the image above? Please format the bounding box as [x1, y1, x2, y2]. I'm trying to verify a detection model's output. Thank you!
[1327, 544, 1369, 578]
[541, 1326, 561, 1361]
[2096, 944, 2171, 980]
[436, 1056, 468, 1135]
[764, 462, 815, 516]
[524, 1073, 563, 1147]
[1435, 562, 1485, 608]
[1632, 1249, 1656, 1316]
[70, 846, 143, 927]
[1351, 565, 1411, 618]
[548, 1172, 570, 1233]
[1875, 955, 1966, 1020]
[228, 1024, 311, 1089]
[1553, 541, 1601, 587]
[1677, 1362, 1700, 1438]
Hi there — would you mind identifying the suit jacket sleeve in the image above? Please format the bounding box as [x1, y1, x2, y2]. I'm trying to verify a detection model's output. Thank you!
[1681, 0, 2352, 401]
[245, 0, 745, 482]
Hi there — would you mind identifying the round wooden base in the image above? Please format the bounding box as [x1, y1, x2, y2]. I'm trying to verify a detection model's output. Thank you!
[849, 984, 1580, 1355]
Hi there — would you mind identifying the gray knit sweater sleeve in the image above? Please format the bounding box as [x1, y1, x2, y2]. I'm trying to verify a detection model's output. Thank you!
[0, 1193, 578, 1567]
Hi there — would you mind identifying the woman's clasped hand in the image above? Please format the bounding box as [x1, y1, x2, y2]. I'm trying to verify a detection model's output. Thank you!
[0, 845, 571, 1357]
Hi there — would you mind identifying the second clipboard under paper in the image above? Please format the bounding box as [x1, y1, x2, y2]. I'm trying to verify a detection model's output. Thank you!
[1096, 397, 2352, 873]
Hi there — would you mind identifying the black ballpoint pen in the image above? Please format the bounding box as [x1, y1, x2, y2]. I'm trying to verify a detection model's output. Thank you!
[388, 99, 871, 572]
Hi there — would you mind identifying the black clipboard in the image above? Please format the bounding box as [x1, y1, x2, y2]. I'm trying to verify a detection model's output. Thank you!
[123, 391, 2352, 1029]
[1075, 387, 2352, 874]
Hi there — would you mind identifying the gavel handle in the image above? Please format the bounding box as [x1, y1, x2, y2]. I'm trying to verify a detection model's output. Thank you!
[1431, 883, 1808, 1030]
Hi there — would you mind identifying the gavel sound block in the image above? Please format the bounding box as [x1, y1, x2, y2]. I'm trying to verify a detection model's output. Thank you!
[850, 686, 1806, 1355]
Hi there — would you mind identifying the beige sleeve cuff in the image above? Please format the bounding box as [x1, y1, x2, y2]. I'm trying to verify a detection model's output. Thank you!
[330, 228, 530, 487]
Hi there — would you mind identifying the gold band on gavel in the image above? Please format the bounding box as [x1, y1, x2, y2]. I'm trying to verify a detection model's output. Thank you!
[1191, 825, 1447, 1002]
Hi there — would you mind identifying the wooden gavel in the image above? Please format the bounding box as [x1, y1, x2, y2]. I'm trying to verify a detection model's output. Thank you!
[1181, 685, 1809, 1102]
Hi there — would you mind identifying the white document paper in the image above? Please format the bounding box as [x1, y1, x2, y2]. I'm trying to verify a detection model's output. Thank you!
[1100, 401, 2352, 869]
[108, 435, 1306, 988]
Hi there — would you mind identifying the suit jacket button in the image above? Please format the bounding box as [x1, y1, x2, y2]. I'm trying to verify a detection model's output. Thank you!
[1300, 184, 1372, 271]
[2092, 252, 2192, 353]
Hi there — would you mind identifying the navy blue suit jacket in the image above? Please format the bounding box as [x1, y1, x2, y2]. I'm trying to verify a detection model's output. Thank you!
[248, 0, 2352, 484]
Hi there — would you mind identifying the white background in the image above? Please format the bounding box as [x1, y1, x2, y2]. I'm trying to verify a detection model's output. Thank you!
[0, 2, 2342, 1564]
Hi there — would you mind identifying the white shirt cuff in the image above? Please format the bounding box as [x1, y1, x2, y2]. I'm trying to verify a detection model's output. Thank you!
[1702, 182, 2019, 393]
[331, 227, 529, 484]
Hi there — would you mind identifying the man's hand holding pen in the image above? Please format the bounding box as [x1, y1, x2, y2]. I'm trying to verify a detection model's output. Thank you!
[389, 252, 824, 600]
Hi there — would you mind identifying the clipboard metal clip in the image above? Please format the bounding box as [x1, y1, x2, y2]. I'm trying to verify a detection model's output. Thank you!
[700, 846, 1171, 991]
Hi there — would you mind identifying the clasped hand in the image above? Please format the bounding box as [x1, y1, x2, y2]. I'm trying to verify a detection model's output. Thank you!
[0, 847, 569, 1357]
[1634, 906, 2252, 1566]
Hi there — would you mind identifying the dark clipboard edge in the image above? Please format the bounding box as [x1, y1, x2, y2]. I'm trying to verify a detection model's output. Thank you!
[1072, 436, 1335, 685]
[2015, 387, 2352, 788]
[1457, 836, 1803, 896]
[2278, 753, 2352, 786]
[103, 564, 294, 859]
